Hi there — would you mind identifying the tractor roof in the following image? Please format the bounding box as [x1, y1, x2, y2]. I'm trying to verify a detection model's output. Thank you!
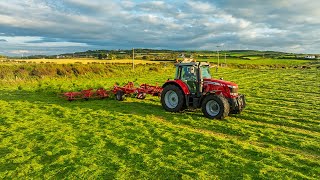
[174, 60, 209, 67]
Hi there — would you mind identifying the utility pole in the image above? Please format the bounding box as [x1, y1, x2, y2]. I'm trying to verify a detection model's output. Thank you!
[216, 45, 220, 72]
[217, 49, 220, 67]
[132, 48, 135, 71]
[224, 53, 227, 67]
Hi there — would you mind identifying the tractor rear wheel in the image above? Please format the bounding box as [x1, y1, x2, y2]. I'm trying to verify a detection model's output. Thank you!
[116, 90, 125, 101]
[161, 85, 185, 112]
[201, 94, 230, 119]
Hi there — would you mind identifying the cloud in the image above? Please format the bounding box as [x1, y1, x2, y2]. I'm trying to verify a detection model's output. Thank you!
[0, 0, 319, 55]
[9, 50, 29, 54]
[0, 39, 7, 42]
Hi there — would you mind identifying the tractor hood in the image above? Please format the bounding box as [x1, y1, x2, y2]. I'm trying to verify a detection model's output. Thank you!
[203, 78, 238, 88]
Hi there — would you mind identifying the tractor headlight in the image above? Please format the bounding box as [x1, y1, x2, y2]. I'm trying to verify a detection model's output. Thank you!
[228, 85, 238, 96]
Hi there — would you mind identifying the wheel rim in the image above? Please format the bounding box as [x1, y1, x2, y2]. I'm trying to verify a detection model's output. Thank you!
[206, 100, 220, 117]
[164, 90, 178, 109]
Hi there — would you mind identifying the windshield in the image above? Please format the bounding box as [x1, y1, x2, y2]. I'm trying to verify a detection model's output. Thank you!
[201, 66, 211, 79]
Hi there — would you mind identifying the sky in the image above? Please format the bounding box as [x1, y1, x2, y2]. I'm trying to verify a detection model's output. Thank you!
[0, 0, 319, 56]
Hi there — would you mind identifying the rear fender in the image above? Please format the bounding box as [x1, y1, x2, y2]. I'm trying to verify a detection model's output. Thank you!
[162, 80, 190, 95]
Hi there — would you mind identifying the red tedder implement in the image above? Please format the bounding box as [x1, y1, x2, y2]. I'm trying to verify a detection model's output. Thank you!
[61, 88, 110, 101]
[112, 82, 162, 101]
[61, 82, 163, 101]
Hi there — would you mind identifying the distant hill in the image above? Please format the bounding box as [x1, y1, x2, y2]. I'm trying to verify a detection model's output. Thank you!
[56, 49, 300, 60]
[10, 49, 318, 60]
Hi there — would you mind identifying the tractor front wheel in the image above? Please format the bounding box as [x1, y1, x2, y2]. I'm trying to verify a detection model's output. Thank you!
[161, 85, 185, 112]
[201, 94, 230, 119]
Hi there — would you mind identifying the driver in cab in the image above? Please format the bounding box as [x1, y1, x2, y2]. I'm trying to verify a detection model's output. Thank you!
[183, 66, 196, 81]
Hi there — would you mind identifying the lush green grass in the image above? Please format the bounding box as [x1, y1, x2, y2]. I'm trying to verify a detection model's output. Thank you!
[0, 64, 319, 179]
[197, 57, 313, 66]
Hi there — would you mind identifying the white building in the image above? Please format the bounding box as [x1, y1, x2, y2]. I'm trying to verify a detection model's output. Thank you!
[304, 55, 316, 59]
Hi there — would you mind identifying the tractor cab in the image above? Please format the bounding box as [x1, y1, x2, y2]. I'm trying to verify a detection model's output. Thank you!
[174, 61, 210, 95]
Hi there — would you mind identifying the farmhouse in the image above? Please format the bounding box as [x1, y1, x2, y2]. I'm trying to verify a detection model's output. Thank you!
[304, 55, 316, 59]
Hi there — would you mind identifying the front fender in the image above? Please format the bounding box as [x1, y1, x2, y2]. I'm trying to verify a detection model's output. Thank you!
[204, 90, 222, 95]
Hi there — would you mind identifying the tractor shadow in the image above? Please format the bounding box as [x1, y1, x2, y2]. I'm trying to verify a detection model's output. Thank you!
[0, 89, 207, 124]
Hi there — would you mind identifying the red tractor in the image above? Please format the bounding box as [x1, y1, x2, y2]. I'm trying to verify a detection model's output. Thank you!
[161, 61, 246, 119]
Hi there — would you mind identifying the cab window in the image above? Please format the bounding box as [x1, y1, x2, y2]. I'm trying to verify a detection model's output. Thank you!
[181, 66, 196, 81]
[201, 66, 211, 79]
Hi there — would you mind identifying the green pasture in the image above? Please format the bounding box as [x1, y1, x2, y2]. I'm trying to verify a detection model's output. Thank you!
[197, 57, 313, 65]
[0, 63, 319, 179]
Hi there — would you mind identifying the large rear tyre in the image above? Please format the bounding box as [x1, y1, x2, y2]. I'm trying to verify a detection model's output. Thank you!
[201, 94, 230, 119]
[161, 85, 185, 112]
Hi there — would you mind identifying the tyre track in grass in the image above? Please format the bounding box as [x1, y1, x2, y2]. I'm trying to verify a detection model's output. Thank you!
[246, 98, 318, 112]
[239, 111, 319, 132]
[226, 119, 320, 157]
[245, 104, 319, 125]
[229, 117, 320, 140]
[247, 101, 319, 116]
[244, 110, 319, 131]
[231, 110, 319, 135]
[246, 95, 318, 109]
[246, 96, 320, 112]
[220, 116, 320, 157]
[146, 115, 320, 161]
[245, 100, 317, 117]
[231, 115, 320, 139]
[252, 87, 320, 97]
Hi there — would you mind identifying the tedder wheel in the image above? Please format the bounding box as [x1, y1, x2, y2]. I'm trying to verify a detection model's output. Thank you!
[136, 92, 146, 99]
[201, 94, 230, 119]
[161, 85, 185, 112]
[116, 90, 125, 101]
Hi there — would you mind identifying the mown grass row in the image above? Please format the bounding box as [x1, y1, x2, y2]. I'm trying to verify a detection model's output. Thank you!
[0, 64, 319, 179]
[198, 57, 315, 66]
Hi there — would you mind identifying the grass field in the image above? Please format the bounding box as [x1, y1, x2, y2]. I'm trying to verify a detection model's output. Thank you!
[0, 63, 319, 179]
[197, 57, 313, 66]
